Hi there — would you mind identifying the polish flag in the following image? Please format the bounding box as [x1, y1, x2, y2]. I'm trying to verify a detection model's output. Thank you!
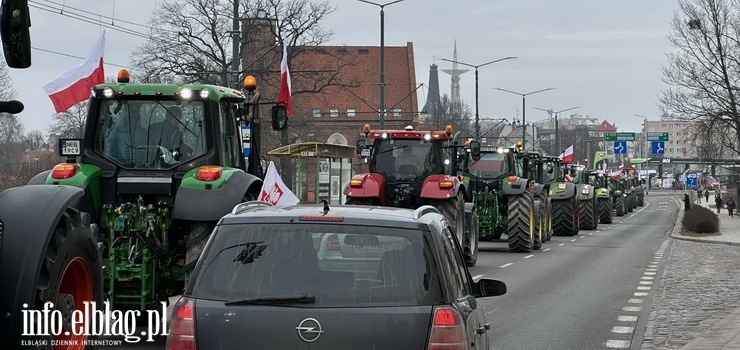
[43, 34, 105, 113]
[259, 161, 299, 207]
[559, 145, 574, 164]
[277, 44, 292, 117]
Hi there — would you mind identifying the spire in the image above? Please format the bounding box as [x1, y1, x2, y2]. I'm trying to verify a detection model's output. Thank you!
[441, 41, 468, 109]
[422, 64, 443, 128]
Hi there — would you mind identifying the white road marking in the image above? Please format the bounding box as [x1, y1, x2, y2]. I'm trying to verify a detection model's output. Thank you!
[641, 276, 653, 280]
[589, 232, 594, 235]
[623, 306, 641, 312]
[629, 299, 644, 303]
[543, 248, 552, 252]
[570, 239, 577, 242]
[605, 340, 631, 348]
[646, 268, 658, 272]
[639, 281, 652, 285]
[634, 292, 649, 297]
[524, 255, 534, 259]
[558, 243, 565, 246]
[637, 286, 651, 290]
[618, 315, 638, 322]
[500, 263, 513, 268]
[644, 272, 657, 276]
[648, 265, 657, 268]
[611, 326, 634, 333]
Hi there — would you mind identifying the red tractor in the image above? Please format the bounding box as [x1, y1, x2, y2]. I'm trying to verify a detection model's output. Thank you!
[346, 125, 478, 265]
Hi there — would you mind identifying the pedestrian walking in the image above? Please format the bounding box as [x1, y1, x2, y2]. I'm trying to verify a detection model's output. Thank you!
[684, 193, 691, 211]
[715, 194, 723, 214]
[726, 196, 736, 217]
[705, 189, 710, 203]
[697, 188, 703, 203]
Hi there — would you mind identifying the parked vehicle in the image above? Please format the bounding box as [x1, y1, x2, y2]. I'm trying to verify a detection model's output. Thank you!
[169, 203, 507, 350]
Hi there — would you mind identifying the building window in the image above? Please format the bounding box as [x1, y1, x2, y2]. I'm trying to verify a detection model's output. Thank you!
[358, 49, 369, 55]
[337, 48, 348, 55]
[330, 109, 339, 118]
[393, 108, 402, 117]
[662, 123, 666, 128]
[347, 108, 356, 118]
[312, 109, 321, 118]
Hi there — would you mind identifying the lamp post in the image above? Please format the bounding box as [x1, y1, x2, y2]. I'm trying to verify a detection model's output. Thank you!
[358, 0, 408, 129]
[534, 106, 580, 155]
[440, 57, 517, 139]
[494, 87, 555, 151]
[633, 114, 648, 158]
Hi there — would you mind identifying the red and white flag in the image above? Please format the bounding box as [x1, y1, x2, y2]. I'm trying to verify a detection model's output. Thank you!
[43, 34, 105, 113]
[559, 145, 574, 164]
[277, 43, 292, 117]
[259, 161, 299, 207]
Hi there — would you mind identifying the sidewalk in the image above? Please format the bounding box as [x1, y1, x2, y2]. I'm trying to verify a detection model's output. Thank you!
[669, 193, 740, 349]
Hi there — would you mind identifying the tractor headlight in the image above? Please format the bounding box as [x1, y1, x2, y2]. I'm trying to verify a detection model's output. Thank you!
[103, 87, 114, 98]
[199, 89, 209, 99]
[381, 133, 388, 139]
[180, 88, 193, 99]
[423, 134, 431, 141]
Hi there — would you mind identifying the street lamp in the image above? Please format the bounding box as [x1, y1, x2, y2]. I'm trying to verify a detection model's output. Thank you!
[440, 57, 517, 139]
[634, 114, 648, 158]
[494, 87, 555, 151]
[357, 0, 408, 129]
[534, 106, 580, 155]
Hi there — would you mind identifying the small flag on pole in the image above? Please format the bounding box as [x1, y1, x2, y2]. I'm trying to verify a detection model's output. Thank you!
[259, 161, 299, 207]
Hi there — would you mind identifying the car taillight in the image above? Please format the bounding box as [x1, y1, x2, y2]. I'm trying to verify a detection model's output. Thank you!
[51, 164, 78, 179]
[166, 297, 196, 350]
[427, 306, 466, 350]
[325, 234, 340, 251]
[196, 166, 222, 181]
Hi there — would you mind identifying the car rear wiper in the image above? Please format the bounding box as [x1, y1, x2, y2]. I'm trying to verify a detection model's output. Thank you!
[224, 294, 316, 306]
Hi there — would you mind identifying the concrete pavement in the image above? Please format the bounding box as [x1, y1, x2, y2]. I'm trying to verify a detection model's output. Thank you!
[664, 193, 740, 349]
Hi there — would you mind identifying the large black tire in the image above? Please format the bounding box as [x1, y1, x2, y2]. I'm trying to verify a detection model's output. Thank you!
[432, 192, 466, 253]
[598, 198, 613, 223]
[36, 209, 103, 348]
[506, 191, 535, 252]
[463, 207, 479, 266]
[532, 200, 543, 251]
[627, 193, 635, 212]
[615, 196, 626, 216]
[637, 192, 645, 206]
[185, 222, 217, 276]
[578, 198, 598, 230]
[552, 197, 578, 236]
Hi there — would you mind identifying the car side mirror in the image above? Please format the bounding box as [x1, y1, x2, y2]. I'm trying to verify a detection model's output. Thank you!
[271, 105, 287, 130]
[470, 140, 481, 161]
[1, 0, 31, 69]
[472, 278, 507, 298]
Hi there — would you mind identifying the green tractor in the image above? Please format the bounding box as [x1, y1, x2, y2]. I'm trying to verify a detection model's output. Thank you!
[463, 142, 538, 252]
[522, 152, 558, 243]
[548, 164, 581, 236]
[610, 176, 629, 216]
[582, 170, 613, 224]
[22, 72, 287, 313]
[570, 165, 599, 231]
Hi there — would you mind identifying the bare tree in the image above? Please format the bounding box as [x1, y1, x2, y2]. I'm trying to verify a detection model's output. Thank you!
[50, 101, 88, 138]
[25, 130, 46, 151]
[661, 0, 740, 156]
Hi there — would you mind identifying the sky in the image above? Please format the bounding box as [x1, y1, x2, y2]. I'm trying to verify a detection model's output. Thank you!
[10, 0, 682, 135]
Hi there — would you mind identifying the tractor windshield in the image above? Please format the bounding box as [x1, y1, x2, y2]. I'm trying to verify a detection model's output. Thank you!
[469, 152, 509, 179]
[372, 139, 441, 181]
[94, 99, 207, 169]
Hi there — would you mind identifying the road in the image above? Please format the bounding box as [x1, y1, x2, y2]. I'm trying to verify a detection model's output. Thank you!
[472, 192, 677, 349]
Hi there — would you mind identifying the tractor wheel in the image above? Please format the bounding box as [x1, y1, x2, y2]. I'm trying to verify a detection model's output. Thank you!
[463, 207, 479, 266]
[36, 209, 103, 348]
[627, 194, 635, 212]
[552, 197, 578, 236]
[615, 197, 625, 216]
[432, 191, 466, 252]
[544, 198, 553, 241]
[506, 191, 535, 252]
[345, 197, 376, 206]
[599, 198, 613, 224]
[577, 199, 595, 230]
[532, 200, 543, 250]
[637, 192, 645, 206]
[185, 222, 217, 278]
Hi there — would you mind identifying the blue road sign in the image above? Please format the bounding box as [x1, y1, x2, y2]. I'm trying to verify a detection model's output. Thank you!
[685, 171, 698, 188]
[613, 141, 627, 154]
[651, 141, 665, 154]
[241, 125, 251, 157]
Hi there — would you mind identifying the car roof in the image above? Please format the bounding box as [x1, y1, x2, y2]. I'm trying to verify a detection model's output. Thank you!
[218, 203, 444, 230]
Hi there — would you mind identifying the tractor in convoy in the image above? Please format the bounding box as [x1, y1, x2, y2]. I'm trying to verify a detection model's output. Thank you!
[346, 125, 479, 266]
[0, 9, 289, 343]
[581, 169, 613, 224]
[611, 177, 630, 217]
[548, 163, 581, 236]
[460, 141, 539, 252]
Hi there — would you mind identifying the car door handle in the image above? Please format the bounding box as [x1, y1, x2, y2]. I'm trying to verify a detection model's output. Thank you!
[477, 324, 490, 334]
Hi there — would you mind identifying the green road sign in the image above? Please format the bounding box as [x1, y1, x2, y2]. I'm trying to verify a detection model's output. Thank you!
[605, 132, 635, 141]
[647, 132, 669, 141]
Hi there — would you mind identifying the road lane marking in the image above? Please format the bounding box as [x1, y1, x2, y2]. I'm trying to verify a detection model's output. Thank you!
[605, 340, 631, 348]
[639, 281, 652, 285]
[644, 272, 657, 276]
[629, 299, 644, 303]
[589, 232, 594, 235]
[500, 263, 513, 268]
[543, 248, 552, 252]
[611, 326, 634, 333]
[618, 315, 638, 322]
[637, 286, 651, 290]
[524, 255, 534, 259]
[634, 292, 649, 297]
[623, 307, 641, 312]
[641, 276, 653, 280]
[558, 243, 565, 246]
[570, 239, 577, 242]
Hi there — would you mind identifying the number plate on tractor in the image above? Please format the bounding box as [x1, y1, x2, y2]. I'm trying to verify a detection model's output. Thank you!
[59, 139, 82, 157]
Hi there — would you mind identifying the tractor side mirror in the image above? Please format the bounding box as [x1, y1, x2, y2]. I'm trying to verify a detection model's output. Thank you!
[1, 0, 31, 69]
[470, 140, 481, 161]
[356, 140, 367, 156]
[546, 164, 554, 174]
[271, 105, 287, 130]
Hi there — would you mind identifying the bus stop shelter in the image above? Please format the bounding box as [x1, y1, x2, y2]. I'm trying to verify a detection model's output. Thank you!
[267, 142, 356, 204]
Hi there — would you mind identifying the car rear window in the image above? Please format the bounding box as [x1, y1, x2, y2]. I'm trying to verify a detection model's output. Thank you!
[189, 223, 443, 307]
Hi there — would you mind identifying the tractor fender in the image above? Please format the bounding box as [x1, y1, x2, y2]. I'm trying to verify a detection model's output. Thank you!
[530, 183, 544, 196]
[27, 170, 52, 185]
[595, 187, 611, 199]
[173, 171, 262, 221]
[0, 185, 85, 343]
[420, 174, 460, 199]
[533, 198, 542, 219]
[501, 177, 528, 196]
[549, 182, 577, 200]
[576, 184, 596, 200]
[345, 173, 387, 205]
